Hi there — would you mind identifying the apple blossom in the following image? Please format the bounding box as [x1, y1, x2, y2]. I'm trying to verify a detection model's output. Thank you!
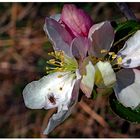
[23, 17, 95, 135]
[88, 20, 140, 110]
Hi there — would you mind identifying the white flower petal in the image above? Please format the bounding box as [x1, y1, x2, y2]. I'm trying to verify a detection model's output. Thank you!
[118, 30, 140, 68]
[23, 72, 76, 110]
[114, 69, 140, 109]
[43, 109, 71, 135]
[95, 61, 116, 88]
[43, 79, 81, 135]
[80, 61, 95, 97]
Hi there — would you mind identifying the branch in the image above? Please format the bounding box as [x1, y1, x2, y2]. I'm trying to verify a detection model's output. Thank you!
[79, 101, 109, 128]
[116, 3, 138, 21]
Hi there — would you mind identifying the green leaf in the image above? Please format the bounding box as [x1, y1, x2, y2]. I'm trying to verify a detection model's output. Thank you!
[114, 20, 140, 46]
[115, 20, 140, 33]
[109, 93, 140, 123]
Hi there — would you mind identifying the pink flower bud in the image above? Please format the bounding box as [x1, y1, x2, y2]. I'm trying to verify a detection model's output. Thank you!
[61, 4, 93, 37]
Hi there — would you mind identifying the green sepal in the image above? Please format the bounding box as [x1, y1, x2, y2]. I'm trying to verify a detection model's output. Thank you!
[92, 89, 98, 99]
[109, 93, 140, 124]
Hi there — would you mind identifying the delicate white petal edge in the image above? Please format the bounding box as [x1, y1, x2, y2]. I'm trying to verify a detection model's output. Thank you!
[114, 69, 140, 109]
[80, 61, 95, 97]
[118, 30, 140, 68]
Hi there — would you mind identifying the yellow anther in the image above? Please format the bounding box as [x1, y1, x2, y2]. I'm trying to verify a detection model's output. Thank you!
[58, 74, 63, 78]
[57, 67, 61, 70]
[117, 57, 122, 64]
[101, 49, 108, 54]
[49, 59, 56, 64]
[46, 50, 77, 74]
[109, 52, 115, 56]
[108, 52, 117, 60]
[112, 54, 117, 59]
[55, 51, 61, 55]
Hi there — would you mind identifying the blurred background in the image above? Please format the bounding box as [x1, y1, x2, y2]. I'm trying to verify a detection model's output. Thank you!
[0, 2, 140, 138]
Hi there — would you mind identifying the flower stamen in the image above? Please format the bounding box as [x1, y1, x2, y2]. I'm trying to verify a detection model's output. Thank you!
[101, 49, 108, 54]
[117, 56, 122, 65]
[46, 51, 78, 74]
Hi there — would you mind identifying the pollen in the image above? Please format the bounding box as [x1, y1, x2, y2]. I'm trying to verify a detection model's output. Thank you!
[112, 54, 117, 59]
[48, 59, 56, 64]
[117, 57, 122, 64]
[109, 52, 115, 56]
[101, 49, 108, 54]
[108, 52, 117, 59]
[46, 51, 78, 74]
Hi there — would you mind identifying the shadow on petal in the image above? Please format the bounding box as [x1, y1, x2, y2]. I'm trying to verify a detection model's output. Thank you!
[114, 69, 140, 109]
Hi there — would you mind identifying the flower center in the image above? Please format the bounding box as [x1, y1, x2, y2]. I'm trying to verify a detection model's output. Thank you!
[46, 51, 78, 74]
[91, 49, 123, 71]
[95, 61, 116, 88]
[90, 49, 124, 88]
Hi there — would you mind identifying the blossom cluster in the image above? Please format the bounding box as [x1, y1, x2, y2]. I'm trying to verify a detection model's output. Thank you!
[22, 4, 140, 134]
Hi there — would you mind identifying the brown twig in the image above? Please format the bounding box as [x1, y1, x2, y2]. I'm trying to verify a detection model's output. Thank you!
[18, 3, 34, 21]
[79, 100, 109, 128]
[0, 37, 46, 47]
[0, 3, 34, 34]
[0, 9, 10, 26]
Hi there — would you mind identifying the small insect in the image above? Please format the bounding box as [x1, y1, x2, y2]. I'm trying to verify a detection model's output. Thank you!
[48, 94, 56, 105]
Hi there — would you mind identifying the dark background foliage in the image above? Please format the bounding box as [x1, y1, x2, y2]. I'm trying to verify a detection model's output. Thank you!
[0, 2, 140, 138]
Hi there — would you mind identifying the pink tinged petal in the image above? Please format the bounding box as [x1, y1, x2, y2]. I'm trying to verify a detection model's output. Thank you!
[88, 21, 115, 58]
[23, 72, 76, 110]
[71, 37, 92, 60]
[117, 30, 140, 68]
[114, 69, 140, 109]
[43, 78, 81, 135]
[80, 61, 95, 98]
[44, 18, 73, 57]
[59, 20, 76, 38]
[50, 14, 75, 38]
[61, 4, 93, 37]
